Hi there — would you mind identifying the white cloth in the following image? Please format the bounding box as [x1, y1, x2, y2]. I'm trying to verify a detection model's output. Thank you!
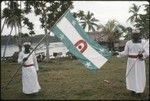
[18, 51, 41, 94]
[117, 40, 148, 93]
[143, 39, 149, 57]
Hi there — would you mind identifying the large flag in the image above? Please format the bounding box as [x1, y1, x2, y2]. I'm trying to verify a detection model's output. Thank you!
[51, 10, 112, 70]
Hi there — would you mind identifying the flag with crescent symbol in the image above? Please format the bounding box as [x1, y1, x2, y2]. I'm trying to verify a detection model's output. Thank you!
[51, 10, 112, 70]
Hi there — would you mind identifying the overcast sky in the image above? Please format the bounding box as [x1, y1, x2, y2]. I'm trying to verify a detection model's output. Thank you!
[1, 1, 149, 36]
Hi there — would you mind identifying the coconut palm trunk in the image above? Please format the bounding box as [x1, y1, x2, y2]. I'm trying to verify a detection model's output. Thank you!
[18, 27, 22, 52]
[18, 1, 22, 52]
[43, 9, 50, 61]
[2, 27, 13, 59]
[45, 28, 50, 61]
[1, 19, 6, 34]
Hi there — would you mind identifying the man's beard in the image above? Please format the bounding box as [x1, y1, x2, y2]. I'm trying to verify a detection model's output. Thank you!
[24, 49, 30, 53]
[132, 38, 141, 43]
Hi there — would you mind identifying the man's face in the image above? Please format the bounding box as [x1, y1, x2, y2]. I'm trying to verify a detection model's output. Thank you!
[24, 45, 31, 50]
[131, 33, 140, 40]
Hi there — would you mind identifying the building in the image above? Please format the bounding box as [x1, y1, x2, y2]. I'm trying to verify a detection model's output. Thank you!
[87, 31, 127, 51]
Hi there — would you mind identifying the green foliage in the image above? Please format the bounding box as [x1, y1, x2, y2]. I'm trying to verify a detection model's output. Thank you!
[98, 20, 126, 51]
[2, 1, 35, 46]
[2, 1, 22, 28]
[127, 4, 141, 23]
[73, 10, 99, 32]
[127, 4, 149, 38]
[24, 1, 73, 29]
[22, 17, 34, 31]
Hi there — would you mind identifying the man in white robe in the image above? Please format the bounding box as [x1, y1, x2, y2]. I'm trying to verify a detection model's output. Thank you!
[18, 42, 41, 94]
[114, 29, 148, 95]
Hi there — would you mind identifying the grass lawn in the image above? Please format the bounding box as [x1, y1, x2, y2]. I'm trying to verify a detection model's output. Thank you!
[1, 57, 149, 100]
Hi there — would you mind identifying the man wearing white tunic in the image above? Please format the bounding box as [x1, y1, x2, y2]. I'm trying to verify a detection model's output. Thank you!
[114, 29, 148, 95]
[18, 42, 41, 94]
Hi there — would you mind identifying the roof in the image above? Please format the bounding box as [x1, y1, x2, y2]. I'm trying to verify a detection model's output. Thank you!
[87, 31, 108, 42]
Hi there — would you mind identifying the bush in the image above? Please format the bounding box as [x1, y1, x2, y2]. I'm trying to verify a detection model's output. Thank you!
[12, 52, 19, 62]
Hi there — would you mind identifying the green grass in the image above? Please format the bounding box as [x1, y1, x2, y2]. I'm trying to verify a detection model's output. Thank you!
[1, 57, 149, 100]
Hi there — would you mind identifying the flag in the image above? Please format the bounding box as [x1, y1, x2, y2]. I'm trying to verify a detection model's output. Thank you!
[51, 10, 112, 70]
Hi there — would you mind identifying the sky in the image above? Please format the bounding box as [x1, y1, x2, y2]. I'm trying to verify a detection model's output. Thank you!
[1, 1, 149, 36]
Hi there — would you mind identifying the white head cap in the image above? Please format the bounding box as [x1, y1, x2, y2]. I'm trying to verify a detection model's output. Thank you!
[132, 29, 140, 33]
[23, 42, 31, 46]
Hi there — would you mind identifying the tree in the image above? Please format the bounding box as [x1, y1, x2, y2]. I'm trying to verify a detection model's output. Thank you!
[134, 4, 149, 38]
[127, 4, 141, 24]
[73, 11, 99, 32]
[73, 10, 85, 19]
[98, 20, 126, 51]
[1, 1, 35, 59]
[127, 3, 149, 38]
[1, 1, 22, 59]
[24, 1, 73, 61]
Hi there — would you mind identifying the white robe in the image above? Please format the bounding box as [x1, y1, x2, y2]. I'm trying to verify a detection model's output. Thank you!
[117, 40, 148, 93]
[18, 51, 41, 94]
[143, 39, 149, 57]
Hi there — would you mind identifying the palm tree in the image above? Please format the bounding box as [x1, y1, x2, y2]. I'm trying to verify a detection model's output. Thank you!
[79, 11, 99, 32]
[127, 4, 149, 38]
[127, 4, 141, 24]
[134, 4, 149, 38]
[98, 20, 126, 51]
[76, 10, 85, 19]
[1, 1, 9, 34]
[2, 1, 22, 59]
[1, 18, 6, 34]
[2, 1, 36, 59]
[141, 4, 149, 38]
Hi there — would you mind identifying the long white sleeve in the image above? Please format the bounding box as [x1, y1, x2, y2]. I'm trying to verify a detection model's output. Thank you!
[118, 41, 129, 57]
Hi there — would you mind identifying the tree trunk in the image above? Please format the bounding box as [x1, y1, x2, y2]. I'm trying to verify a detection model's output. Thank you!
[45, 28, 50, 62]
[14, 26, 18, 44]
[18, 1, 22, 52]
[108, 42, 111, 51]
[15, 27, 22, 52]
[2, 27, 13, 59]
[1, 19, 6, 34]
[18, 27, 22, 52]
[110, 41, 115, 52]
[43, 10, 50, 62]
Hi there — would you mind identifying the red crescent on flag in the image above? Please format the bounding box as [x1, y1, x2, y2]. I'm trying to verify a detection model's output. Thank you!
[74, 40, 87, 53]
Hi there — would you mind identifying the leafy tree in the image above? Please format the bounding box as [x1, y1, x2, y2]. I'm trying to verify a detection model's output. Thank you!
[134, 4, 149, 38]
[1, 1, 22, 58]
[98, 20, 126, 51]
[23, 1, 73, 61]
[73, 10, 85, 19]
[74, 11, 99, 32]
[1, 1, 35, 59]
[127, 3, 149, 38]
[127, 4, 141, 24]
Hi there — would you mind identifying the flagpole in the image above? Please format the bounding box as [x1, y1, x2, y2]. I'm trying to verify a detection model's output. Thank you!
[1, 4, 72, 91]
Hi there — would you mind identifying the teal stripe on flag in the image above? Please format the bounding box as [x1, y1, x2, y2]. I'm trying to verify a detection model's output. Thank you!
[51, 10, 112, 70]
[52, 26, 98, 70]
[65, 11, 112, 59]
